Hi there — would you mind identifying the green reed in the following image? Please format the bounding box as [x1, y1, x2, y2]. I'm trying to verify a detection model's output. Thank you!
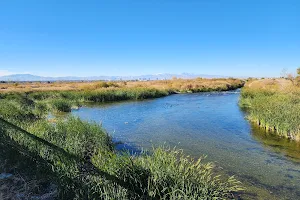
[240, 87, 300, 141]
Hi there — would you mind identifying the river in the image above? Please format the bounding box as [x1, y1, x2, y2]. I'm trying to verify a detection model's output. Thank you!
[72, 90, 300, 199]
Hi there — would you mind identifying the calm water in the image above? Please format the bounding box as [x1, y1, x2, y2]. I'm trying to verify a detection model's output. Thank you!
[72, 91, 300, 199]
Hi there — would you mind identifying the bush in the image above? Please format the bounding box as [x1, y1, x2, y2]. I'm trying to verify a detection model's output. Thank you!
[51, 99, 72, 112]
[96, 82, 110, 88]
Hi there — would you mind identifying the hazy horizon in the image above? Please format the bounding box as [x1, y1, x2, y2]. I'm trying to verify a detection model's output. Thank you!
[0, 72, 262, 80]
[0, 70, 294, 79]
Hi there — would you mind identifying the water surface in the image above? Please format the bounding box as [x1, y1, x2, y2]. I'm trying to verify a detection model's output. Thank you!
[72, 91, 300, 199]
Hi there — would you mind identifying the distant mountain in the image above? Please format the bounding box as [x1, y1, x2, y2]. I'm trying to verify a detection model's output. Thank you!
[0, 73, 228, 82]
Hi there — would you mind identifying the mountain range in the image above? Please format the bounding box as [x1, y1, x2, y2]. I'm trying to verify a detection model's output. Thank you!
[0, 73, 228, 82]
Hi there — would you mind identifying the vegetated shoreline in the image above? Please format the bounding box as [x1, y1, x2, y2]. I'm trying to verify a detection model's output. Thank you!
[0, 78, 245, 199]
[0, 78, 245, 113]
[0, 77, 244, 92]
[239, 78, 300, 141]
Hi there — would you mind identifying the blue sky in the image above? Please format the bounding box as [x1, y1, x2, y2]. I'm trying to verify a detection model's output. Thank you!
[0, 0, 299, 77]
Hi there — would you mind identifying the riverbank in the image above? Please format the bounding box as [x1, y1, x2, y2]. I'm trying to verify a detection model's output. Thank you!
[0, 78, 244, 199]
[0, 78, 244, 113]
[240, 78, 300, 141]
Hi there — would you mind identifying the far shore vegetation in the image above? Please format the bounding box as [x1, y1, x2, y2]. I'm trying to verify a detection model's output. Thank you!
[0, 77, 244, 199]
[240, 68, 300, 141]
[0, 78, 244, 112]
[0, 77, 244, 93]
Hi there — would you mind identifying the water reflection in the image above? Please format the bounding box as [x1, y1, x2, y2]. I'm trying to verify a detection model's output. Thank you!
[251, 124, 300, 163]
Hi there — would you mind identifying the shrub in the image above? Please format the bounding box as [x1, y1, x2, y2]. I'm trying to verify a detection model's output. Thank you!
[96, 82, 110, 88]
[51, 99, 72, 112]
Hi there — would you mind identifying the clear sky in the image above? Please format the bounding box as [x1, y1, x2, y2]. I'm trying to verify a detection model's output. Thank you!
[0, 0, 299, 77]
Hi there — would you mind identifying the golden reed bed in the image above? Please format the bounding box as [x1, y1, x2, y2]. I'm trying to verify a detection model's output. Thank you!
[0, 78, 244, 93]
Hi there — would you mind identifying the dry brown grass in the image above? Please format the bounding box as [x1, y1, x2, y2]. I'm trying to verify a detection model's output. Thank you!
[0, 78, 243, 93]
[245, 78, 296, 93]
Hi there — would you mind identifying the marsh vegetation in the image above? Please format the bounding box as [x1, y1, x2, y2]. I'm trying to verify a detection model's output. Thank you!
[0, 78, 244, 93]
[0, 78, 244, 199]
[240, 76, 300, 141]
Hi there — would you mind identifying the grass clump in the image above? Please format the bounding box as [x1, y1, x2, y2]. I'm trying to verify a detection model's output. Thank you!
[0, 99, 38, 124]
[51, 99, 72, 112]
[93, 147, 243, 199]
[95, 81, 120, 88]
[28, 117, 113, 158]
[139, 148, 243, 199]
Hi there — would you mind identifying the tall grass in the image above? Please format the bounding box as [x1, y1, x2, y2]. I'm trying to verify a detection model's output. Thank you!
[1, 116, 243, 199]
[0, 93, 243, 199]
[81, 88, 169, 102]
[27, 117, 113, 158]
[93, 147, 243, 199]
[240, 86, 300, 141]
[0, 87, 169, 114]
[51, 99, 72, 112]
[0, 99, 38, 124]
